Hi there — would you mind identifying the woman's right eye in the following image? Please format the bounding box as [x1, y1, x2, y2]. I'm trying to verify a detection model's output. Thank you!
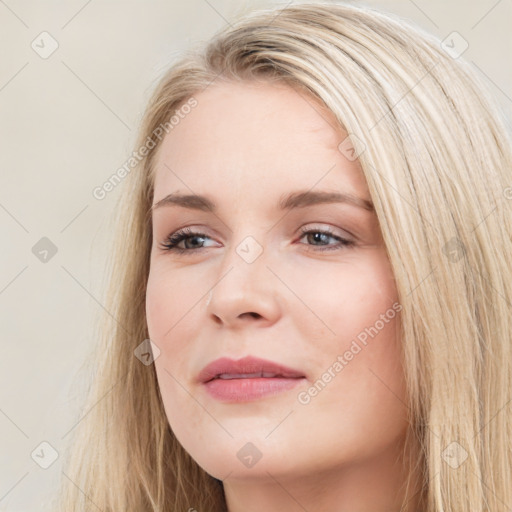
[159, 227, 213, 254]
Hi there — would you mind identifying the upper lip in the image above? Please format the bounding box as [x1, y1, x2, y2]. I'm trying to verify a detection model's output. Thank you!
[198, 356, 306, 383]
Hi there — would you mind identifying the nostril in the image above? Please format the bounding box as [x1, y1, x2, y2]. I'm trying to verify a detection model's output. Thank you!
[242, 312, 261, 319]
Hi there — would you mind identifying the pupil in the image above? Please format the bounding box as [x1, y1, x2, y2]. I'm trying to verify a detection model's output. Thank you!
[311, 233, 327, 245]
[187, 236, 203, 248]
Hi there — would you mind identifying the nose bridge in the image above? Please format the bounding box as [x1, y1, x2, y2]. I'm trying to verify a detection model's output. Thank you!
[220, 214, 271, 271]
[208, 229, 281, 324]
[217, 231, 269, 294]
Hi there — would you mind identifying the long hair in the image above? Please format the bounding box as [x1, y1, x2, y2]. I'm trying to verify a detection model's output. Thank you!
[54, 2, 512, 510]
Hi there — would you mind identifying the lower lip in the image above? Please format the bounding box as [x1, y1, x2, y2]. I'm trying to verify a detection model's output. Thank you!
[203, 377, 305, 402]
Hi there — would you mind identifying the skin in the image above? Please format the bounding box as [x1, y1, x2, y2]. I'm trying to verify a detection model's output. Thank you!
[146, 80, 422, 511]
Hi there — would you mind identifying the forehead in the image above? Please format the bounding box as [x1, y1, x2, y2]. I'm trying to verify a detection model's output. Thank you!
[152, 80, 368, 204]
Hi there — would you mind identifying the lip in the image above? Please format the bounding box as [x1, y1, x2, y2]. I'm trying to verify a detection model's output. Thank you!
[198, 356, 306, 403]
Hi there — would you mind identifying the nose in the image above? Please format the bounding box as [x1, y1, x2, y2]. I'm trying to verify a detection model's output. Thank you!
[206, 242, 282, 329]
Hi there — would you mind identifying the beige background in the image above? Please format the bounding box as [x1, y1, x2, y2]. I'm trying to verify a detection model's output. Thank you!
[1, 0, 510, 510]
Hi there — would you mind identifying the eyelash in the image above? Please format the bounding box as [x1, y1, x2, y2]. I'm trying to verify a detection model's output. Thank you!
[158, 226, 354, 254]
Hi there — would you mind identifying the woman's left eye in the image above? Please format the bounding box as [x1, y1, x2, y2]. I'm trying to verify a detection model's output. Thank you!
[298, 227, 354, 251]
[158, 226, 354, 255]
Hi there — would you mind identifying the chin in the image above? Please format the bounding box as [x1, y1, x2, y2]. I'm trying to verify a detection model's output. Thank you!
[172, 426, 303, 480]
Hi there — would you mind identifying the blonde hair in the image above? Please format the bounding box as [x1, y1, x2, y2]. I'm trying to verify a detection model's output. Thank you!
[54, 2, 512, 511]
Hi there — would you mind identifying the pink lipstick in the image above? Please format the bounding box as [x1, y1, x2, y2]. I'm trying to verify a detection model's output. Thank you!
[198, 355, 306, 402]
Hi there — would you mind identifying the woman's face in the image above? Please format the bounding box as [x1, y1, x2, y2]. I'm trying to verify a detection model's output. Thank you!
[146, 80, 408, 485]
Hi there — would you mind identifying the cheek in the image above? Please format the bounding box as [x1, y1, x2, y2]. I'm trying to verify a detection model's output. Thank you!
[290, 251, 398, 345]
[145, 264, 211, 412]
[145, 270, 198, 428]
[291, 253, 405, 421]
[145, 264, 204, 351]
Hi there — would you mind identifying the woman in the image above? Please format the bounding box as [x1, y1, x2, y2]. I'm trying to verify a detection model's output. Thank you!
[55, 2, 512, 511]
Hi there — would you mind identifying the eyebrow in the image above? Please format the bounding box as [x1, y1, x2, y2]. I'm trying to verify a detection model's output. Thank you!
[151, 189, 374, 213]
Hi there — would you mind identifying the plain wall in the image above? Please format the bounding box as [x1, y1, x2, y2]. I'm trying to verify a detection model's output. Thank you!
[1, 0, 510, 510]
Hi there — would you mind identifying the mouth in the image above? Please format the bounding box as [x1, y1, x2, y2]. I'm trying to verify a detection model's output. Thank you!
[209, 371, 301, 381]
[198, 356, 306, 402]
